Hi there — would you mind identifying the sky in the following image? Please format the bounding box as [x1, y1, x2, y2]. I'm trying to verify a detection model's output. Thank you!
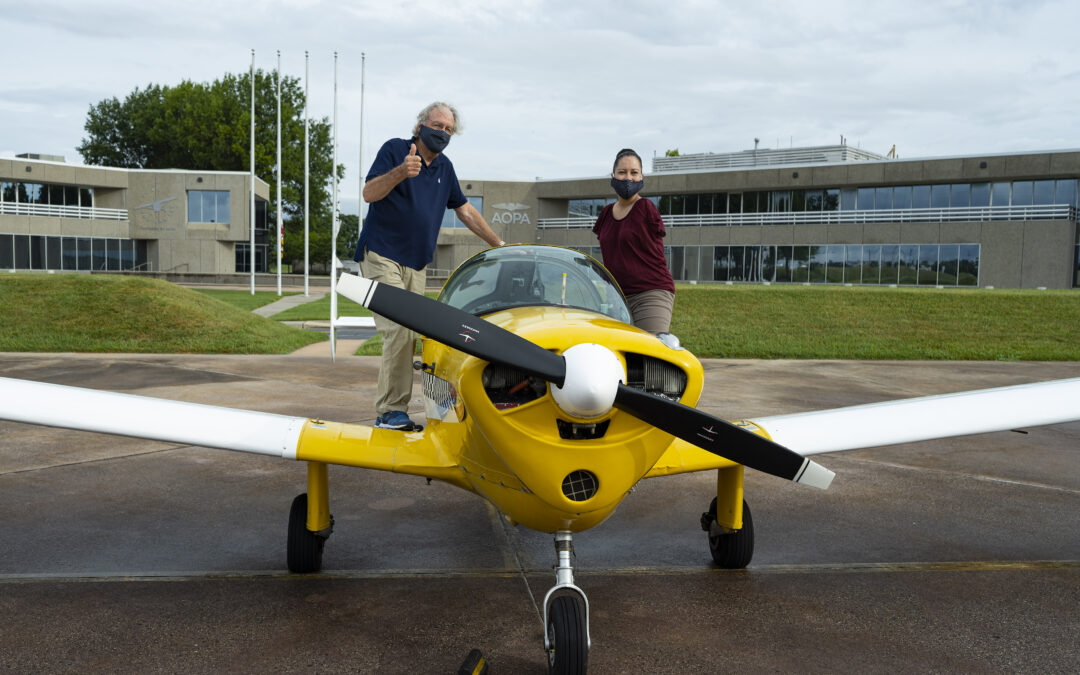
[3, 0, 1079, 216]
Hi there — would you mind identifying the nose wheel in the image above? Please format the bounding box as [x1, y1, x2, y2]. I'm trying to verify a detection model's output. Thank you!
[543, 531, 590, 674]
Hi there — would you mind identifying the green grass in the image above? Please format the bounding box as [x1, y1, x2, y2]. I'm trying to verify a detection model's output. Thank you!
[271, 293, 373, 321]
[0, 275, 325, 353]
[671, 285, 1080, 360]
[191, 288, 297, 312]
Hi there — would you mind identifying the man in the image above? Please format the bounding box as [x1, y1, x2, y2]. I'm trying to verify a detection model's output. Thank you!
[356, 101, 503, 431]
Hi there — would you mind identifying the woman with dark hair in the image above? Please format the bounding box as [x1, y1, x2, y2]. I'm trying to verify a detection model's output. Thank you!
[592, 148, 676, 333]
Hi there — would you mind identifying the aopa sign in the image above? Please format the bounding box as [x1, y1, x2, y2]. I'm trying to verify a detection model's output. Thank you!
[490, 202, 531, 225]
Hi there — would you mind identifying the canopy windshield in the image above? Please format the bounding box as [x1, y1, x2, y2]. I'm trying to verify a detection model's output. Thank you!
[439, 245, 632, 323]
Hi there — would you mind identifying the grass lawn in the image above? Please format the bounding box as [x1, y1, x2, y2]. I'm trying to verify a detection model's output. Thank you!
[190, 288, 297, 312]
[0, 275, 325, 353]
[671, 284, 1080, 360]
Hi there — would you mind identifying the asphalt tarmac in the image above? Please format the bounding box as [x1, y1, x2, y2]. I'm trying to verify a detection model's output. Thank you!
[1, 353, 1078, 673]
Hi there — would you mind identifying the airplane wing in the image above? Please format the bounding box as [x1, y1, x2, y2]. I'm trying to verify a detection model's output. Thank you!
[644, 377, 1080, 478]
[0, 376, 466, 486]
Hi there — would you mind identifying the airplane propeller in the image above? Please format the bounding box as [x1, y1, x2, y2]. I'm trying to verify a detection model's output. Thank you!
[338, 274, 834, 489]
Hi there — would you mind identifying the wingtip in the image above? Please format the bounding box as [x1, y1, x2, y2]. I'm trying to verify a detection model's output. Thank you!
[796, 460, 835, 490]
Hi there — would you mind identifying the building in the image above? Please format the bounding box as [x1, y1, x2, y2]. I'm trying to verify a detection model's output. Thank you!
[438, 145, 1080, 289]
[1, 155, 270, 276]
[6, 146, 1079, 290]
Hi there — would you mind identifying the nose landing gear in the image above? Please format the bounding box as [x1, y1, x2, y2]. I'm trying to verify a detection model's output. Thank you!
[543, 531, 590, 674]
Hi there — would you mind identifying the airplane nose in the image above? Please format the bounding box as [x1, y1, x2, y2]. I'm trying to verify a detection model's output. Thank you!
[551, 344, 625, 418]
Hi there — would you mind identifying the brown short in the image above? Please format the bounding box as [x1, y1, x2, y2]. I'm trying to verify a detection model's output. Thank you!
[625, 289, 674, 333]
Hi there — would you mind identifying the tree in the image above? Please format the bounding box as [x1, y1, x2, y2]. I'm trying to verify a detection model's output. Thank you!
[336, 213, 359, 257]
[664, 149, 680, 157]
[77, 70, 345, 267]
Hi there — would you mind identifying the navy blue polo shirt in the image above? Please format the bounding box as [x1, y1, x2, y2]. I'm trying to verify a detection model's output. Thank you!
[355, 137, 467, 270]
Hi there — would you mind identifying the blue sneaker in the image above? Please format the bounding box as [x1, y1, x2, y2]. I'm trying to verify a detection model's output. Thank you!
[375, 410, 417, 431]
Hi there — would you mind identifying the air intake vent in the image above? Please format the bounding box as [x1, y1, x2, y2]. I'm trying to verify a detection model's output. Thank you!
[562, 470, 598, 502]
[556, 419, 610, 440]
[624, 353, 687, 399]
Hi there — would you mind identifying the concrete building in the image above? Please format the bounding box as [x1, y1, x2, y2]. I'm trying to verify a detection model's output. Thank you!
[442, 145, 1080, 289]
[6, 146, 1079, 290]
[1, 155, 270, 276]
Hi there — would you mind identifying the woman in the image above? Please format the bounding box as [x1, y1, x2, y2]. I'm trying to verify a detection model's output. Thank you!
[592, 148, 675, 334]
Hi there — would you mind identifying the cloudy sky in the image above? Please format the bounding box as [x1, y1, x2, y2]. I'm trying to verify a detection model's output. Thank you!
[3, 0, 1078, 215]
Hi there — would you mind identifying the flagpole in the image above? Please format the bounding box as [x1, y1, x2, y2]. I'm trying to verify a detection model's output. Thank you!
[275, 49, 282, 296]
[329, 51, 339, 362]
[249, 49, 255, 294]
[358, 52, 365, 247]
[304, 51, 310, 297]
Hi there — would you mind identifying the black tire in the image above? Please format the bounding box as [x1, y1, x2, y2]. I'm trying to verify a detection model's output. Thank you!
[547, 595, 588, 675]
[707, 497, 754, 569]
[287, 493, 325, 573]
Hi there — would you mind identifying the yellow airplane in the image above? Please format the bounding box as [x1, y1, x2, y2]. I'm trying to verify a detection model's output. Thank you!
[2, 244, 1080, 675]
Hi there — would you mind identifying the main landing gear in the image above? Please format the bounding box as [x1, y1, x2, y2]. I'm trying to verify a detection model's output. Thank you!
[700, 497, 754, 569]
[543, 531, 589, 675]
[287, 462, 334, 573]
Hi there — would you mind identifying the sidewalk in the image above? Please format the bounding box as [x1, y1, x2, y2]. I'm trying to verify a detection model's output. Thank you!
[252, 291, 327, 317]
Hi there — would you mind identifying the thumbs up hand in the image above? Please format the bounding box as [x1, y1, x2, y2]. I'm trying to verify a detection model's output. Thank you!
[401, 143, 422, 178]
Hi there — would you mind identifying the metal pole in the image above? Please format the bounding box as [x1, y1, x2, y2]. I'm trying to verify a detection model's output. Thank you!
[358, 52, 365, 243]
[276, 49, 283, 296]
[249, 49, 255, 294]
[329, 51, 339, 362]
[304, 51, 310, 296]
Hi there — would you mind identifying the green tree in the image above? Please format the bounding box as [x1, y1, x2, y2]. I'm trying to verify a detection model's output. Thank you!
[77, 70, 344, 267]
[336, 213, 359, 256]
[664, 148, 680, 157]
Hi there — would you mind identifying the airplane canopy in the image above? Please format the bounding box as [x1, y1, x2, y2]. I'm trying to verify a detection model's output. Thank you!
[439, 245, 633, 323]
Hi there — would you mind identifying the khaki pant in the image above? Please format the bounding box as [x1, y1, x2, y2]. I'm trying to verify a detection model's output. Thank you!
[626, 289, 674, 333]
[359, 249, 426, 415]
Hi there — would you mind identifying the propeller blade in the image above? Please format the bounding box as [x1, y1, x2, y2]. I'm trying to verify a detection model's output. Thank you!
[337, 274, 566, 386]
[613, 384, 834, 489]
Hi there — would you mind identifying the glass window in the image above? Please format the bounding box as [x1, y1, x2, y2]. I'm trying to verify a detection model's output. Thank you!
[106, 239, 119, 271]
[698, 194, 713, 215]
[188, 191, 202, 221]
[950, 184, 970, 208]
[790, 246, 809, 282]
[844, 245, 862, 283]
[668, 195, 685, 216]
[825, 245, 844, 283]
[930, 185, 950, 209]
[892, 186, 912, 210]
[1012, 181, 1033, 205]
[29, 236, 45, 269]
[774, 245, 791, 282]
[912, 185, 931, 209]
[14, 235, 30, 268]
[64, 186, 78, 207]
[971, 183, 990, 207]
[991, 182, 1010, 206]
[91, 238, 106, 270]
[76, 238, 91, 270]
[874, 187, 892, 210]
[684, 246, 703, 280]
[188, 190, 230, 223]
[861, 245, 881, 284]
[938, 244, 959, 286]
[135, 240, 149, 271]
[62, 237, 77, 270]
[808, 246, 827, 283]
[657, 195, 672, 216]
[0, 234, 12, 268]
[898, 244, 919, 285]
[771, 191, 791, 213]
[791, 190, 806, 212]
[712, 193, 728, 215]
[857, 187, 875, 210]
[805, 190, 823, 211]
[958, 244, 979, 287]
[25, 183, 44, 205]
[742, 192, 761, 214]
[880, 245, 900, 284]
[758, 246, 774, 282]
[217, 191, 231, 223]
[824, 189, 840, 211]
[1055, 179, 1077, 207]
[46, 236, 61, 269]
[1, 182, 15, 203]
[669, 246, 685, 280]
[918, 245, 939, 285]
[713, 246, 730, 281]
[201, 192, 217, 222]
[683, 195, 699, 216]
[1032, 180, 1054, 205]
[729, 246, 747, 280]
[80, 188, 93, 208]
[728, 193, 742, 214]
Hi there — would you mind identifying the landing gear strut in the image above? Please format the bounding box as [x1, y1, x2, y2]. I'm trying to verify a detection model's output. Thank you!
[543, 531, 589, 674]
[287, 462, 334, 573]
[701, 497, 754, 569]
